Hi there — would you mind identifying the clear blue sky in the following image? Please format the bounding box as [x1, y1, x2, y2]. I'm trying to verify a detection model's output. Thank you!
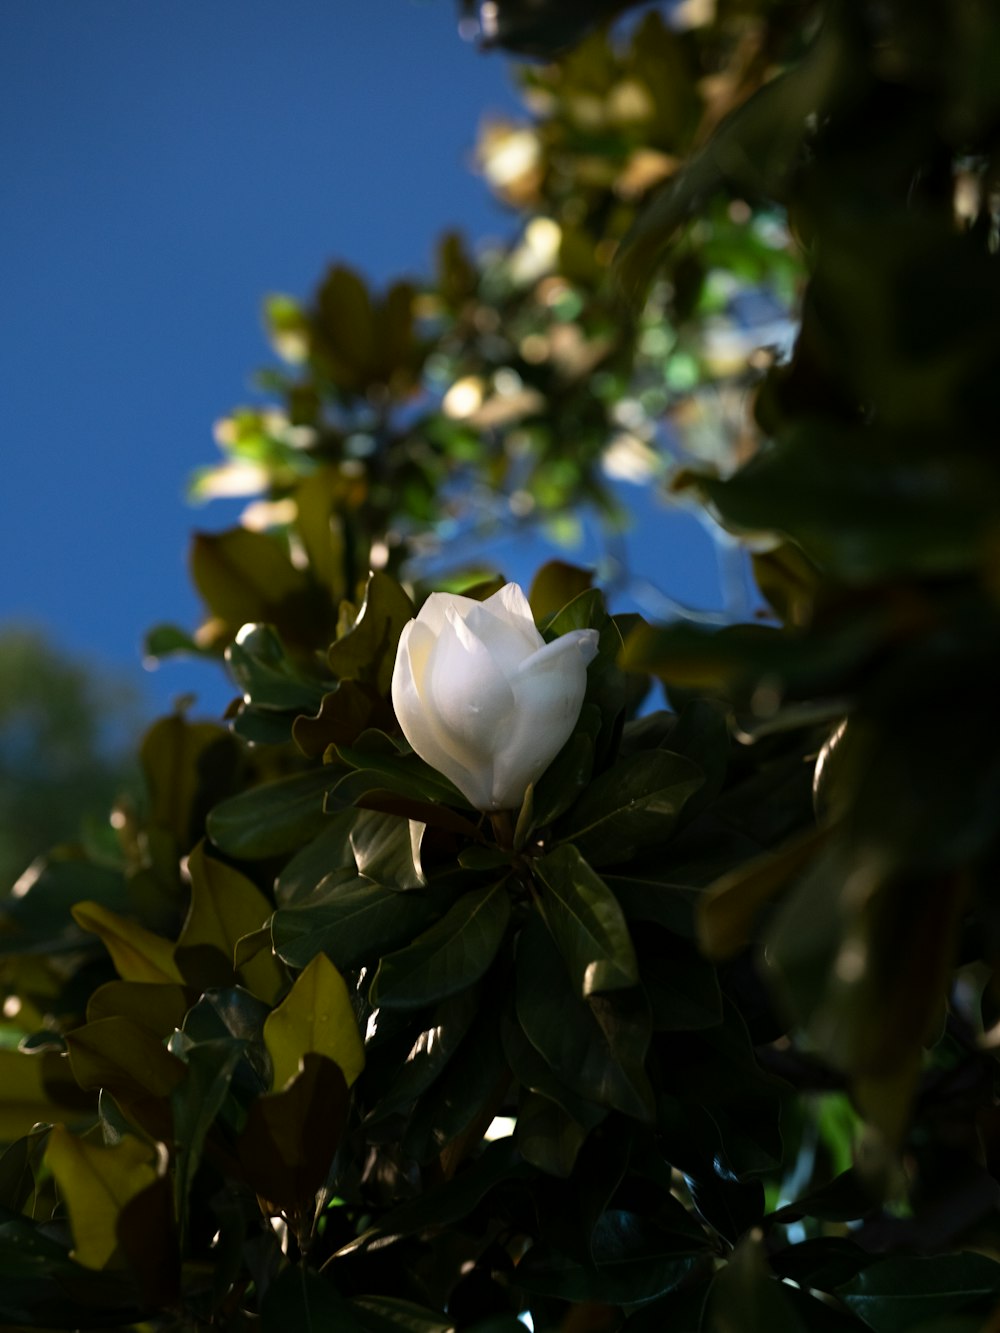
[1, 0, 724, 721]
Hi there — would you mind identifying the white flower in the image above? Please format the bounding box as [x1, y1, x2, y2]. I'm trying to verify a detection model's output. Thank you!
[391, 583, 600, 812]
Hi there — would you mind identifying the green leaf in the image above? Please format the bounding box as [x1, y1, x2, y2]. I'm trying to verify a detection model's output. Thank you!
[272, 877, 443, 973]
[326, 571, 415, 694]
[370, 883, 511, 1010]
[0, 1127, 48, 1214]
[0, 854, 128, 947]
[66, 1017, 186, 1132]
[696, 827, 829, 961]
[529, 560, 594, 622]
[402, 998, 511, 1162]
[767, 1169, 877, 1226]
[238, 1054, 350, 1218]
[44, 1126, 159, 1270]
[518, 1211, 707, 1305]
[348, 809, 425, 890]
[0, 1214, 145, 1326]
[639, 945, 722, 1032]
[70, 900, 182, 985]
[140, 714, 241, 853]
[706, 1232, 806, 1333]
[351, 1295, 454, 1333]
[547, 590, 627, 768]
[191, 526, 330, 647]
[558, 749, 703, 867]
[261, 1266, 364, 1333]
[207, 767, 342, 859]
[605, 871, 702, 939]
[226, 623, 329, 713]
[530, 703, 601, 830]
[692, 422, 1000, 583]
[170, 1038, 245, 1235]
[293, 680, 391, 755]
[534, 845, 638, 996]
[501, 1013, 606, 1133]
[264, 953, 364, 1090]
[176, 840, 283, 1002]
[515, 915, 653, 1121]
[142, 622, 208, 662]
[347, 1140, 527, 1254]
[516, 1091, 589, 1178]
[275, 810, 358, 906]
[616, 16, 844, 299]
[836, 1253, 1000, 1333]
[366, 991, 480, 1124]
[333, 736, 472, 809]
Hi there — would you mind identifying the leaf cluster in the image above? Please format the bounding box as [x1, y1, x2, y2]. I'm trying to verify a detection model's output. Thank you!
[5, 1, 1000, 1330]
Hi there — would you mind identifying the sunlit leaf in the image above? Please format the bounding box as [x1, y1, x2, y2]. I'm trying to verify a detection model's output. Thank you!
[263, 952, 364, 1091]
[70, 901, 182, 986]
[176, 840, 283, 1001]
[44, 1125, 160, 1270]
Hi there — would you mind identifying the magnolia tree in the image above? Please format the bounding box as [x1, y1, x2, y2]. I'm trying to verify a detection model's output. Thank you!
[4, 2, 1000, 1330]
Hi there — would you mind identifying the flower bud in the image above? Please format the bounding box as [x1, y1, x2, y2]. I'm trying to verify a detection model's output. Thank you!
[391, 582, 600, 811]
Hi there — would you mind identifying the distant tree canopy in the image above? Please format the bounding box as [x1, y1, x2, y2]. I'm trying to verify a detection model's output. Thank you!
[0, 629, 138, 891]
[3, 3, 1000, 1330]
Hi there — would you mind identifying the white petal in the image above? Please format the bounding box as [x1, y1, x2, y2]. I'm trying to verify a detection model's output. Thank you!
[415, 591, 479, 635]
[391, 620, 493, 808]
[490, 628, 598, 808]
[482, 583, 544, 648]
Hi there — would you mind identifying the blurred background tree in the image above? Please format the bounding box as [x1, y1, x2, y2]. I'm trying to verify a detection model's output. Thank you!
[0, 629, 139, 891]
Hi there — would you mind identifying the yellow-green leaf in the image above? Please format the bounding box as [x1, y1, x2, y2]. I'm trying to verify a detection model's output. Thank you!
[0, 1049, 88, 1143]
[263, 953, 364, 1092]
[71, 901, 182, 985]
[86, 981, 190, 1038]
[176, 841, 284, 1003]
[45, 1125, 160, 1270]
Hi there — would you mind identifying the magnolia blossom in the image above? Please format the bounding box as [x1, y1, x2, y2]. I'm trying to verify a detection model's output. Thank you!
[391, 583, 600, 812]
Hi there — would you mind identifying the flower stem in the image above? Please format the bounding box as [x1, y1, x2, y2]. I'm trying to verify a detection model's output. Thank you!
[489, 809, 515, 850]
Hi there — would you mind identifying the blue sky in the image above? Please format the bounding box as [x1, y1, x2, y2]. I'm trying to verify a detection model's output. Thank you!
[1, 1, 724, 721]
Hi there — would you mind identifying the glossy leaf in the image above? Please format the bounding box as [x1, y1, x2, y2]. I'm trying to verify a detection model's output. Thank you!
[326, 571, 415, 693]
[370, 882, 510, 1010]
[367, 990, 479, 1124]
[518, 1211, 707, 1304]
[226, 622, 329, 713]
[836, 1253, 1000, 1333]
[272, 875, 443, 972]
[292, 680, 390, 756]
[515, 914, 654, 1121]
[264, 952, 364, 1090]
[207, 767, 342, 859]
[170, 1038, 245, 1230]
[534, 844, 638, 996]
[558, 750, 703, 867]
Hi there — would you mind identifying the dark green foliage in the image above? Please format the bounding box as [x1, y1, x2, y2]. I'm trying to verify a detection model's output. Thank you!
[4, 2, 1000, 1329]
